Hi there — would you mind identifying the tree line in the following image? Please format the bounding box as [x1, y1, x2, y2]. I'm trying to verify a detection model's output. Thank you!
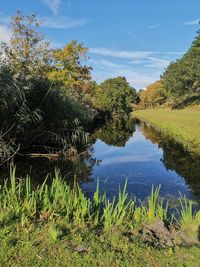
[139, 27, 200, 109]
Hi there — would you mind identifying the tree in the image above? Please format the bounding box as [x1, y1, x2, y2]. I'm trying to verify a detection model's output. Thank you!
[0, 10, 50, 81]
[139, 81, 167, 108]
[0, 12, 93, 163]
[48, 40, 92, 98]
[162, 27, 200, 98]
[94, 76, 136, 117]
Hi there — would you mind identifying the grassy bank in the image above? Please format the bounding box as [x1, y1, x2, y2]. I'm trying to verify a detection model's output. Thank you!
[134, 109, 200, 154]
[0, 167, 200, 266]
[1, 221, 200, 267]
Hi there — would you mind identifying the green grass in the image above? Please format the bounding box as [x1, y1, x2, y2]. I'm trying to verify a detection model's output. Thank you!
[0, 166, 170, 229]
[1, 222, 200, 267]
[134, 109, 200, 154]
[0, 166, 200, 266]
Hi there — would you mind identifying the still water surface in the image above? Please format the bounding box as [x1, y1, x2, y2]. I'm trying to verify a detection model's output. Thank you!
[82, 121, 200, 205]
[5, 120, 200, 205]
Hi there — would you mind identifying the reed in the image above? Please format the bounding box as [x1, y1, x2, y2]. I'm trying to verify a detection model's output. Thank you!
[0, 166, 199, 232]
[179, 194, 200, 226]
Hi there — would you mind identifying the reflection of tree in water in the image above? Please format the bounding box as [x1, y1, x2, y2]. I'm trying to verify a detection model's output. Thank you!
[0, 118, 135, 185]
[139, 122, 163, 144]
[140, 122, 200, 199]
[93, 118, 135, 147]
[1, 150, 97, 185]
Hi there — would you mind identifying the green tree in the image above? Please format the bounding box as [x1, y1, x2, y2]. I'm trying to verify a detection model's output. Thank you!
[0, 12, 93, 163]
[48, 40, 92, 98]
[0, 10, 50, 81]
[94, 76, 136, 117]
[140, 81, 167, 108]
[162, 27, 200, 99]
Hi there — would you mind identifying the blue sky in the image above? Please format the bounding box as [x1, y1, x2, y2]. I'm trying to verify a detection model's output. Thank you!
[0, 0, 199, 89]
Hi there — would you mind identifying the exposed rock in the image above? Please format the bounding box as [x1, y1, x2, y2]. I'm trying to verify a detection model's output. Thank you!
[75, 245, 88, 253]
[140, 220, 174, 248]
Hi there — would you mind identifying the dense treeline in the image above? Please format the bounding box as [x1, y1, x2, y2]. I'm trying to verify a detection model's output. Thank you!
[0, 12, 136, 164]
[139, 27, 200, 109]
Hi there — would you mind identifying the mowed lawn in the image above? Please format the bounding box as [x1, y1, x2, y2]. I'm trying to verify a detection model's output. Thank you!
[134, 109, 200, 154]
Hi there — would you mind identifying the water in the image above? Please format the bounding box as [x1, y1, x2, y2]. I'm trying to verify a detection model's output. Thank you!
[2, 119, 200, 205]
[81, 120, 200, 205]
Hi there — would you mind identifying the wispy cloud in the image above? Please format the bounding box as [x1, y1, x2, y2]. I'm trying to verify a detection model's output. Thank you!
[0, 14, 87, 30]
[88, 58, 158, 89]
[90, 48, 159, 59]
[42, 0, 61, 15]
[147, 24, 159, 29]
[183, 19, 199, 26]
[41, 16, 87, 29]
[145, 57, 170, 69]
[88, 48, 182, 89]
[164, 51, 185, 55]
[90, 48, 171, 69]
[0, 24, 11, 43]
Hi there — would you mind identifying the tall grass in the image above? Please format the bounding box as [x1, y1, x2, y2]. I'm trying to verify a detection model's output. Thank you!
[147, 185, 168, 223]
[0, 166, 199, 231]
[134, 109, 200, 154]
[179, 194, 200, 227]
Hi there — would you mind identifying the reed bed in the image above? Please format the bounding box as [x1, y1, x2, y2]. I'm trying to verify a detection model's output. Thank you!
[1, 166, 200, 231]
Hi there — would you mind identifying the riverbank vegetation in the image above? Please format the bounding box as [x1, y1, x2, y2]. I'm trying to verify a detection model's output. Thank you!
[134, 109, 200, 154]
[138, 27, 200, 109]
[0, 11, 137, 165]
[1, 11, 200, 266]
[134, 26, 200, 155]
[0, 166, 200, 266]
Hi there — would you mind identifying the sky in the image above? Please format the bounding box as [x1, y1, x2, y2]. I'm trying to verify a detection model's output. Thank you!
[0, 0, 199, 89]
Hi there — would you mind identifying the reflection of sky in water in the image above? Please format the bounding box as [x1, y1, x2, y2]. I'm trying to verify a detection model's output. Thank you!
[81, 125, 195, 203]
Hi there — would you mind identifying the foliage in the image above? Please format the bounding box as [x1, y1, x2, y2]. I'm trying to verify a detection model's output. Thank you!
[93, 118, 135, 147]
[0, 11, 140, 164]
[0, 166, 200, 266]
[93, 76, 137, 117]
[0, 10, 50, 82]
[0, 12, 95, 163]
[162, 28, 200, 99]
[139, 81, 167, 108]
[48, 40, 92, 98]
[0, 165, 197, 229]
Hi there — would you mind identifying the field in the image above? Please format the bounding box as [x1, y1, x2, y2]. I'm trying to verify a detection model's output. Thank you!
[134, 109, 200, 154]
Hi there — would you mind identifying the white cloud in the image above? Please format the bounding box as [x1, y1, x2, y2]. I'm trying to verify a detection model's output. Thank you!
[88, 58, 158, 89]
[42, 0, 61, 15]
[165, 51, 185, 55]
[41, 16, 87, 29]
[128, 57, 170, 69]
[144, 57, 170, 69]
[90, 48, 171, 70]
[183, 19, 199, 26]
[90, 48, 159, 59]
[89, 59, 120, 68]
[88, 48, 182, 89]
[0, 24, 11, 43]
